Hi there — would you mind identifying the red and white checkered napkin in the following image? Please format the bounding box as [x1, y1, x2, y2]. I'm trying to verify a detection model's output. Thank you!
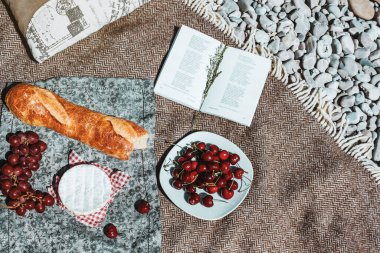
[48, 150, 130, 227]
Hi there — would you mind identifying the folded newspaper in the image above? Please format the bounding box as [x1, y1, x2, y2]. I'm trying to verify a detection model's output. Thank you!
[5, 0, 149, 62]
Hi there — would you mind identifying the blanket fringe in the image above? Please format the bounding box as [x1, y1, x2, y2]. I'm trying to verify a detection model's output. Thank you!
[183, 0, 377, 184]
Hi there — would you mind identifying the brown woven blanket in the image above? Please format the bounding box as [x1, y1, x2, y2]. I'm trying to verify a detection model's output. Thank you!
[1, 0, 380, 252]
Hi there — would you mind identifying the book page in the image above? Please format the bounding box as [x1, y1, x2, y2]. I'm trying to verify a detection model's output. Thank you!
[200, 47, 271, 126]
[154, 25, 222, 110]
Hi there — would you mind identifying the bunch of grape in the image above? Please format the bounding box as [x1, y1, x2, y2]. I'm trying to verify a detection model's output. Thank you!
[0, 131, 55, 216]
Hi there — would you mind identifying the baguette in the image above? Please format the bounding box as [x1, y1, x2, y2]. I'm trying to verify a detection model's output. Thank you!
[5, 83, 149, 160]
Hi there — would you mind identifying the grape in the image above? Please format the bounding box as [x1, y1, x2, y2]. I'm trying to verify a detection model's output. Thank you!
[0, 179, 12, 191]
[42, 195, 55, 206]
[8, 187, 21, 199]
[23, 169, 33, 178]
[16, 132, 27, 143]
[17, 181, 31, 192]
[26, 156, 38, 164]
[7, 154, 19, 165]
[12, 165, 23, 176]
[29, 145, 40, 156]
[34, 190, 44, 199]
[17, 175, 28, 181]
[8, 135, 21, 147]
[28, 163, 39, 171]
[19, 156, 27, 167]
[16, 206, 27, 216]
[1, 164, 13, 176]
[26, 131, 39, 144]
[35, 203, 45, 213]
[37, 141, 47, 152]
[6, 199, 19, 209]
[1, 188, 9, 196]
[19, 145, 29, 156]
[34, 153, 42, 161]
[24, 200, 35, 210]
[11, 146, 20, 154]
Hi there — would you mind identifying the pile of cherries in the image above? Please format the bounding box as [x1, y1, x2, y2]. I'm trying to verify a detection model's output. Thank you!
[0, 131, 55, 216]
[169, 142, 247, 208]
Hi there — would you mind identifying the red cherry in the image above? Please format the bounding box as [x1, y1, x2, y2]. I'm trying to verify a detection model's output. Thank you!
[181, 172, 195, 184]
[43, 195, 55, 206]
[202, 195, 214, 207]
[1, 164, 13, 176]
[34, 202, 45, 213]
[211, 156, 219, 162]
[184, 148, 195, 159]
[177, 156, 188, 163]
[202, 171, 215, 183]
[1, 179, 13, 191]
[223, 171, 233, 181]
[104, 223, 118, 239]
[218, 150, 229, 161]
[226, 180, 238, 191]
[221, 188, 234, 200]
[188, 192, 201, 205]
[190, 161, 198, 170]
[172, 179, 183, 190]
[172, 168, 182, 178]
[209, 144, 219, 155]
[201, 151, 213, 162]
[216, 178, 227, 188]
[185, 184, 196, 193]
[16, 206, 27, 216]
[206, 185, 219, 194]
[220, 162, 231, 174]
[229, 154, 240, 165]
[197, 164, 207, 173]
[24, 200, 35, 210]
[196, 142, 206, 151]
[137, 200, 150, 214]
[181, 161, 192, 171]
[234, 168, 245, 179]
[37, 141, 48, 152]
[208, 162, 220, 172]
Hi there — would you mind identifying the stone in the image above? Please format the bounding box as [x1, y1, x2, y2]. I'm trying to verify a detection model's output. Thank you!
[360, 32, 373, 48]
[283, 59, 299, 74]
[302, 53, 317, 69]
[321, 88, 337, 100]
[259, 15, 277, 33]
[347, 86, 359, 96]
[360, 102, 373, 116]
[312, 23, 328, 39]
[277, 20, 294, 34]
[340, 95, 355, 108]
[367, 28, 380, 41]
[281, 31, 297, 50]
[338, 69, 350, 79]
[332, 39, 342, 54]
[371, 74, 380, 86]
[295, 18, 310, 35]
[222, 0, 240, 14]
[268, 0, 285, 7]
[255, 30, 270, 45]
[278, 50, 295, 61]
[237, 0, 253, 13]
[339, 80, 354, 90]
[327, 67, 338, 75]
[369, 50, 380, 61]
[328, 5, 342, 18]
[340, 34, 355, 54]
[314, 73, 333, 86]
[356, 73, 371, 83]
[355, 93, 365, 105]
[354, 48, 370, 59]
[347, 112, 361, 124]
[350, 19, 365, 33]
[361, 83, 380, 101]
[372, 104, 380, 115]
[268, 38, 280, 54]
[348, 0, 375, 21]
[317, 40, 332, 58]
[294, 50, 305, 59]
[330, 54, 340, 68]
[256, 6, 267, 15]
[307, 0, 320, 8]
[305, 36, 317, 53]
[326, 81, 339, 89]
[292, 0, 312, 16]
[317, 58, 330, 72]
[278, 12, 287, 19]
[357, 121, 367, 132]
[341, 57, 358, 77]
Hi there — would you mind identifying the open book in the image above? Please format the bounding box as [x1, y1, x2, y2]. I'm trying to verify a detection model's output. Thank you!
[154, 25, 271, 127]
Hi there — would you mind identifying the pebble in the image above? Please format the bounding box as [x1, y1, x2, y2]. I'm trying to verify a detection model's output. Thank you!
[354, 48, 370, 59]
[355, 93, 365, 105]
[237, 0, 253, 13]
[268, 0, 285, 7]
[340, 95, 355, 108]
[361, 83, 380, 101]
[292, 0, 312, 17]
[256, 7, 267, 15]
[302, 53, 317, 70]
[356, 73, 371, 83]
[314, 73, 332, 86]
[332, 39, 342, 54]
[347, 111, 361, 124]
[357, 121, 367, 132]
[281, 31, 297, 50]
[339, 80, 354, 90]
[321, 87, 338, 100]
[317, 58, 330, 72]
[348, 0, 375, 21]
[360, 32, 373, 48]
[317, 40, 332, 58]
[340, 34, 355, 54]
[360, 102, 374, 116]
[341, 57, 358, 77]
[255, 30, 270, 45]
[268, 38, 280, 54]
[278, 50, 294, 61]
[259, 15, 277, 33]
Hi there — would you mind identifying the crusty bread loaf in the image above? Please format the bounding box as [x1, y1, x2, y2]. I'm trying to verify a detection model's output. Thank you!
[5, 83, 149, 160]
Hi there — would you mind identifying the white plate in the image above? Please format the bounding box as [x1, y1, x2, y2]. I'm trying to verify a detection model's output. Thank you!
[58, 164, 112, 215]
[159, 131, 254, 220]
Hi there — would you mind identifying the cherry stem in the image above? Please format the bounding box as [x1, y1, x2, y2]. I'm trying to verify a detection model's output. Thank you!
[214, 199, 228, 203]
[238, 186, 250, 193]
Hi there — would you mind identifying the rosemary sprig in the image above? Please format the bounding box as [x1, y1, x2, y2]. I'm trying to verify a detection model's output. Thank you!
[192, 44, 227, 128]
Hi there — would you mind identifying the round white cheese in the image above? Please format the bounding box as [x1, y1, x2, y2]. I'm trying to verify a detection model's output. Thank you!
[58, 164, 112, 215]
